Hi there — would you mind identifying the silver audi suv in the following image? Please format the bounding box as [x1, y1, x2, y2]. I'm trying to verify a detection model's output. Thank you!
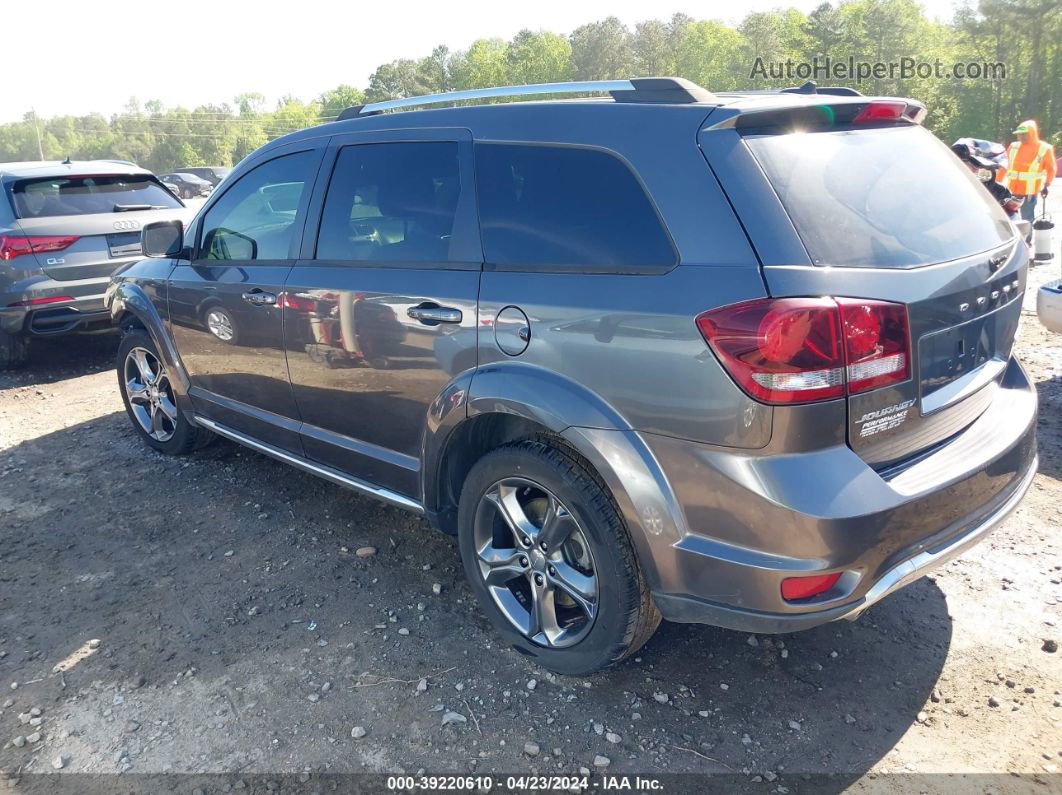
[0, 160, 189, 368]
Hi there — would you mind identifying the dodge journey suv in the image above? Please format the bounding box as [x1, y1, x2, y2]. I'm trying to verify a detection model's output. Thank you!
[107, 78, 1037, 674]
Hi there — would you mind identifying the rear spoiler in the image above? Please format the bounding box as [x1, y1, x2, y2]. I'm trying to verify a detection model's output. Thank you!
[712, 98, 927, 132]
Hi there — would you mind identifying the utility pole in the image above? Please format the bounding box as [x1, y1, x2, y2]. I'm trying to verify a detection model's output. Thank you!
[30, 107, 44, 160]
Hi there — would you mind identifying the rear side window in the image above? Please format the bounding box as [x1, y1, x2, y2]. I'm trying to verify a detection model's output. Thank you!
[10, 174, 181, 218]
[199, 150, 315, 261]
[475, 144, 676, 272]
[747, 126, 1013, 267]
[316, 142, 461, 263]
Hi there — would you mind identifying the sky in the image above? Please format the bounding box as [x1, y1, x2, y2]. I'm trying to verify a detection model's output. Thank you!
[7, 0, 964, 124]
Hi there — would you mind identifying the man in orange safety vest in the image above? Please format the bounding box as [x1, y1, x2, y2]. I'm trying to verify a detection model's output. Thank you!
[1001, 120, 1055, 223]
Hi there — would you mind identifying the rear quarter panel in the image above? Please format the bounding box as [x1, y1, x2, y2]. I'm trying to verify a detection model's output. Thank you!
[473, 106, 772, 448]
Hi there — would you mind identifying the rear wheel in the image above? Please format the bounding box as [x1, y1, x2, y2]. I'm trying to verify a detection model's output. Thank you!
[117, 329, 211, 454]
[457, 439, 660, 675]
[0, 330, 29, 370]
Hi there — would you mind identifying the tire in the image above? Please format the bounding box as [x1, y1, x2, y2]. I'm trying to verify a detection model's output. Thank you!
[202, 305, 238, 344]
[457, 439, 660, 675]
[0, 330, 30, 370]
[116, 329, 211, 455]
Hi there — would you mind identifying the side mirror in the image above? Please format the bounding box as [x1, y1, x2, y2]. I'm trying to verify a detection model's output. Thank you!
[142, 220, 185, 258]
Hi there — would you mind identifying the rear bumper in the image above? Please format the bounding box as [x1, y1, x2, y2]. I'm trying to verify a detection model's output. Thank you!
[642, 355, 1038, 632]
[653, 451, 1036, 631]
[0, 275, 111, 336]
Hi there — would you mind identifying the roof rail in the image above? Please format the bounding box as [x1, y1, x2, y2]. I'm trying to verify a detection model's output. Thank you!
[781, 80, 862, 97]
[337, 77, 715, 120]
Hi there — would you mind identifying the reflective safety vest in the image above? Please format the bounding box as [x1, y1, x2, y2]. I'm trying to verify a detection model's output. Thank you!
[1006, 140, 1052, 195]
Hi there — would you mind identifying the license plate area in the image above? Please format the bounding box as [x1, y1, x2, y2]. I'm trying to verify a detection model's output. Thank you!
[107, 232, 142, 258]
[919, 314, 1000, 398]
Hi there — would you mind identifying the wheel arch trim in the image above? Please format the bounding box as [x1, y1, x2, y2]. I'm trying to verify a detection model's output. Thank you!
[421, 363, 687, 591]
[108, 280, 190, 397]
[558, 425, 686, 591]
[421, 362, 629, 519]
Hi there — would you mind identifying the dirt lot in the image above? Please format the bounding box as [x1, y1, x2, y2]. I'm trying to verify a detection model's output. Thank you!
[1, 249, 1060, 791]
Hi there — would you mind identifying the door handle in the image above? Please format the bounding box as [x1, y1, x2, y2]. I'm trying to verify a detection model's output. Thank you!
[242, 290, 277, 306]
[407, 304, 462, 324]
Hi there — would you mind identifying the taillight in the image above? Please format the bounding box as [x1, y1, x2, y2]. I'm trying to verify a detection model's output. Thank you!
[837, 299, 910, 394]
[696, 298, 844, 404]
[696, 297, 910, 405]
[277, 293, 316, 312]
[0, 235, 79, 261]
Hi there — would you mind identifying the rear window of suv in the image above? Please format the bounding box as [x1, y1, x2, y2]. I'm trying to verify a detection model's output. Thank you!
[10, 174, 182, 218]
[746, 125, 1013, 267]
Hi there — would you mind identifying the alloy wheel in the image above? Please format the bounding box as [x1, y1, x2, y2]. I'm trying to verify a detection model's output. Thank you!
[124, 347, 178, 442]
[206, 309, 234, 342]
[473, 477, 598, 648]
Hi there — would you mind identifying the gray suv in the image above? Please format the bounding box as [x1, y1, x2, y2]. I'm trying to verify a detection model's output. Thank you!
[106, 78, 1038, 674]
[0, 161, 188, 368]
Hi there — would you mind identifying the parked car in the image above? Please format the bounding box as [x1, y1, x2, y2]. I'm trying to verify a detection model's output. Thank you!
[107, 78, 1037, 674]
[177, 166, 232, 188]
[159, 172, 212, 199]
[160, 177, 183, 198]
[1037, 280, 1062, 333]
[0, 160, 188, 369]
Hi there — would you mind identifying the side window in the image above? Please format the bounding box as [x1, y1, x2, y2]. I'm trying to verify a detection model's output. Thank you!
[316, 142, 460, 263]
[199, 150, 315, 261]
[475, 143, 676, 272]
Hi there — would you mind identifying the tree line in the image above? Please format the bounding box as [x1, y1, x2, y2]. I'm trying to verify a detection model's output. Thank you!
[2, 0, 1059, 174]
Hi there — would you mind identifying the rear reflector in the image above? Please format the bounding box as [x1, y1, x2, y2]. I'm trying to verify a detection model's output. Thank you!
[781, 572, 842, 601]
[696, 297, 910, 404]
[0, 235, 79, 261]
[7, 295, 74, 307]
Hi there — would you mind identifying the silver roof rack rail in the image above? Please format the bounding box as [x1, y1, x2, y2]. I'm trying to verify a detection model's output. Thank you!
[337, 77, 715, 120]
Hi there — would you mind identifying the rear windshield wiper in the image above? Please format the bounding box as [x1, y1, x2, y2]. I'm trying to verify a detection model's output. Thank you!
[113, 203, 167, 212]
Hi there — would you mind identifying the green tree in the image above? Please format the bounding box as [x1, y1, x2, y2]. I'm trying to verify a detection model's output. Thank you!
[451, 39, 510, 90]
[317, 85, 365, 120]
[673, 19, 746, 91]
[570, 17, 633, 80]
[416, 46, 456, 94]
[506, 30, 573, 85]
[631, 20, 672, 76]
[366, 59, 429, 100]
[806, 2, 846, 53]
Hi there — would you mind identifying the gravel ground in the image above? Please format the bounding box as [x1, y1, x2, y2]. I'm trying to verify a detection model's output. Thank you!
[0, 214, 1060, 791]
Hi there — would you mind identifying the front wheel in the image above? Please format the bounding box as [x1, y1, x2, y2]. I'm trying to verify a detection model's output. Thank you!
[457, 439, 660, 675]
[117, 329, 211, 455]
